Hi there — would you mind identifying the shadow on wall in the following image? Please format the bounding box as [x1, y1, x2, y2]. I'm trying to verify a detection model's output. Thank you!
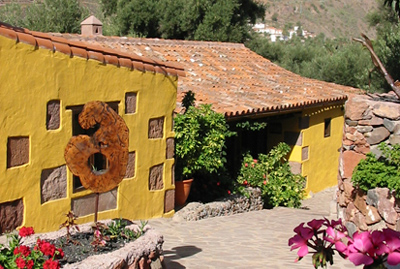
[163, 245, 202, 268]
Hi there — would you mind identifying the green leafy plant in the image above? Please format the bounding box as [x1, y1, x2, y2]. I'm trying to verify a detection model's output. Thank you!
[352, 143, 400, 198]
[105, 219, 147, 242]
[174, 103, 236, 181]
[236, 142, 306, 208]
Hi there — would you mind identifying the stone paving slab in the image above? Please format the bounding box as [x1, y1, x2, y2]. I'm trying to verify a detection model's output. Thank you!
[148, 187, 356, 268]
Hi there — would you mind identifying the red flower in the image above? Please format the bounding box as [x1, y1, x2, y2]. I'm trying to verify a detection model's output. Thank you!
[15, 257, 26, 269]
[263, 180, 267, 185]
[263, 174, 266, 179]
[43, 260, 60, 269]
[243, 180, 248, 185]
[55, 248, 64, 259]
[26, 260, 34, 269]
[14, 245, 31, 257]
[227, 190, 231, 195]
[216, 182, 220, 186]
[0, 265, 4, 269]
[245, 163, 248, 167]
[38, 240, 56, 257]
[253, 159, 257, 163]
[19, 227, 34, 237]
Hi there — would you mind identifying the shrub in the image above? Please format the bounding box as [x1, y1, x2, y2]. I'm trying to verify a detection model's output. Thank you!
[352, 143, 400, 197]
[236, 142, 306, 208]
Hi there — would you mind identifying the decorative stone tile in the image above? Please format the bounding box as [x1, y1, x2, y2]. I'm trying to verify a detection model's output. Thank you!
[7, 136, 29, 168]
[125, 92, 137, 114]
[171, 164, 175, 185]
[164, 190, 175, 213]
[289, 161, 302, 175]
[148, 117, 164, 139]
[41, 165, 67, 204]
[0, 198, 23, 233]
[284, 131, 301, 146]
[302, 146, 309, 161]
[124, 152, 136, 178]
[149, 164, 164, 190]
[71, 188, 117, 217]
[166, 138, 174, 159]
[47, 100, 60, 130]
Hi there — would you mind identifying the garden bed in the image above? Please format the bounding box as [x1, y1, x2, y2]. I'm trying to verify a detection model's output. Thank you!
[20, 220, 164, 268]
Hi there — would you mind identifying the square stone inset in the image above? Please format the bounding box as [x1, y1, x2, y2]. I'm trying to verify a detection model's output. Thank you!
[164, 190, 175, 213]
[41, 165, 67, 204]
[289, 161, 302, 175]
[302, 146, 309, 161]
[125, 92, 137, 114]
[124, 152, 136, 178]
[0, 198, 23, 233]
[47, 100, 60, 130]
[148, 117, 164, 139]
[7, 136, 29, 168]
[149, 164, 164, 190]
[71, 188, 118, 217]
[166, 138, 174, 159]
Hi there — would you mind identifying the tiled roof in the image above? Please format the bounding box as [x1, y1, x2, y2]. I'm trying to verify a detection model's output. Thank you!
[56, 35, 362, 118]
[0, 22, 185, 77]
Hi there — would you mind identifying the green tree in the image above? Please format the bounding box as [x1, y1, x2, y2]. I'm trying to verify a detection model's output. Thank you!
[0, 0, 88, 33]
[101, 0, 265, 43]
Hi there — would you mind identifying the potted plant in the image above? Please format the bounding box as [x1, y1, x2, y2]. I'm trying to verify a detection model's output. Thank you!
[174, 91, 235, 205]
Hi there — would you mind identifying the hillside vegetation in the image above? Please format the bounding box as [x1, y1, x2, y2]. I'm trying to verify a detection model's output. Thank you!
[260, 0, 378, 39]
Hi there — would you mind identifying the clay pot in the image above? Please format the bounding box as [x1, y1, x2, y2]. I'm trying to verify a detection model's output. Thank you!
[175, 178, 194, 206]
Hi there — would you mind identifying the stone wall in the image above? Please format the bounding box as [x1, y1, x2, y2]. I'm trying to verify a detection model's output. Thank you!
[337, 91, 400, 232]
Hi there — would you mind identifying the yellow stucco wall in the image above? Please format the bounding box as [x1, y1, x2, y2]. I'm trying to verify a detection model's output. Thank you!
[301, 105, 344, 195]
[266, 105, 344, 197]
[0, 35, 177, 233]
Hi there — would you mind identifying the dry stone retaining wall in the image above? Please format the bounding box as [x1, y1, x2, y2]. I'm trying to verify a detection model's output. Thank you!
[337, 92, 400, 233]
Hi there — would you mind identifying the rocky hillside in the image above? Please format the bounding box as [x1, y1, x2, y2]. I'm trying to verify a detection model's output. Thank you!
[260, 0, 379, 39]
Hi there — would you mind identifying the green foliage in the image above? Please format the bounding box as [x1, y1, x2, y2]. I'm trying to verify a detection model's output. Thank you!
[352, 143, 400, 197]
[0, 0, 88, 33]
[235, 142, 306, 208]
[174, 104, 236, 180]
[235, 121, 267, 131]
[101, 0, 265, 43]
[106, 219, 147, 241]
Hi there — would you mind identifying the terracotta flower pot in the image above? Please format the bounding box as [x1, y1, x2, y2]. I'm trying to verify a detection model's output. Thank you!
[175, 178, 194, 206]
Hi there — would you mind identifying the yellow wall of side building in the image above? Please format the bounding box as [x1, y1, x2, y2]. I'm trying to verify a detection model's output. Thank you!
[300, 105, 344, 196]
[0, 35, 177, 233]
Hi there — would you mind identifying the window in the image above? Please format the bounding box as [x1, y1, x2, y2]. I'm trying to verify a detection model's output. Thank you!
[324, 118, 331, 138]
[67, 102, 119, 192]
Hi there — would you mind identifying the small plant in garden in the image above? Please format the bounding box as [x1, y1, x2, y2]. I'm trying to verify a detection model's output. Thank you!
[106, 219, 147, 241]
[0, 226, 64, 269]
[352, 143, 400, 198]
[90, 222, 110, 252]
[59, 211, 80, 244]
[289, 218, 400, 268]
[236, 142, 306, 208]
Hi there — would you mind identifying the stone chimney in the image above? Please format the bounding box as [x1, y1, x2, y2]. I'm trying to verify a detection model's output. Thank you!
[80, 15, 103, 36]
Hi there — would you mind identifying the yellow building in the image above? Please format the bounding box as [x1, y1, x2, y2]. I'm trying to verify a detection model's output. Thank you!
[0, 22, 184, 233]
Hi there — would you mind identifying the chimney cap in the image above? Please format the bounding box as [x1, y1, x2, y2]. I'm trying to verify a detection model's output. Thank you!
[81, 15, 103, 26]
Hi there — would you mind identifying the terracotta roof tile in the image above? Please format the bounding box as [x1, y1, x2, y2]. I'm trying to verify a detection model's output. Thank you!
[0, 22, 184, 77]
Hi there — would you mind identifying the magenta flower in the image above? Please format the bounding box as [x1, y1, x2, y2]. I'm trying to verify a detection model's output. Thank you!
[346, 231, 375, 266]
[325, 226, 347, 253]
[288, 223, 313, 258]
[381, 229, 400, 265]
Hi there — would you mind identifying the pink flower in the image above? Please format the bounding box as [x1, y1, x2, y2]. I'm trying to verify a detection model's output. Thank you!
[245, 163, 248, 167]
[325, 226, 347, 253]
[288, 223, 314, 258]
[346, 231, 375, 266]
[380, 229, 400, 266]
[253, 159, 257, 163]
[227, 190, 231, 195]
[18, 227, 34, 237]
[263, 180, 267, 185]
[216, 182, 220, 186]
[263, 174, 266, 179]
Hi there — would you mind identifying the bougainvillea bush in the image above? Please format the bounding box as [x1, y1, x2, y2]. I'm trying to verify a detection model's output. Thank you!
[0, 227, 63, 269]
[236, 142, 306, 208]
[289, 218, 400, 269]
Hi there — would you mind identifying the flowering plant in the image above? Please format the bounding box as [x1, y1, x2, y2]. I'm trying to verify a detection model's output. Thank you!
[0, 227, 63, 269]
[289, 218, 400, 268]
[236, 142, 306, 208]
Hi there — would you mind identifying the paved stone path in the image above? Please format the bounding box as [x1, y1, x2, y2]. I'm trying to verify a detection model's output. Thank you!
[148, 187, 355, 268]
